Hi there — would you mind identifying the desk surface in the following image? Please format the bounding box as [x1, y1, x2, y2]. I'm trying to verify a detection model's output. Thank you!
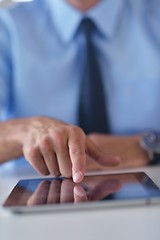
[0, 163, 160, 240]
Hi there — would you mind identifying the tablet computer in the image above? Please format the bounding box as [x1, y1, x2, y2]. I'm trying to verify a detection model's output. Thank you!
[2, 172, 160, 214]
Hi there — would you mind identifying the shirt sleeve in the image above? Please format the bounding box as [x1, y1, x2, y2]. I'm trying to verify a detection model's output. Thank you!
[0, 11, 13, 121]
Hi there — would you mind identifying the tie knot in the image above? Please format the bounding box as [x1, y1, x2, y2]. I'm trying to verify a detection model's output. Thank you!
[80, 18, 95, 35]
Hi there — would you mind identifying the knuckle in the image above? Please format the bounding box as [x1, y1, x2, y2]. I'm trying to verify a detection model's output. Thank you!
[40, 136, 51, 151]
[68, 125, 80, 134]
[69, 125, 85, 139]
[70, 147, 84, 157]
[25, 146, 39, 160]
[51, 130, 66, 148]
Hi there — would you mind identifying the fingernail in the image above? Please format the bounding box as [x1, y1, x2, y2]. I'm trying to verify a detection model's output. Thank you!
[74, 186, 85, 197]
[73, 171, 83, 183]
[114, 156, 121, 162]
[112, 156, 121, 164]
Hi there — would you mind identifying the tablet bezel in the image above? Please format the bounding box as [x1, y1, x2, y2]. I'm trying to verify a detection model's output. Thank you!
[2, 171, 160, 214]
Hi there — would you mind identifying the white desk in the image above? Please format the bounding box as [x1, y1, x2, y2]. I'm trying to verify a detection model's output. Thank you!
[0, 163, 160, 240]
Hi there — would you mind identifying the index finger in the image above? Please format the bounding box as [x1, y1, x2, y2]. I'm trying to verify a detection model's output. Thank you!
[74, 185, 88, 203]
[68, 127, 86, 183]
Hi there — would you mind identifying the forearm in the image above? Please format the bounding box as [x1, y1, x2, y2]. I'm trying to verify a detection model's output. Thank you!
[0, 119, 27, 163]
[86, 134, 150, 171]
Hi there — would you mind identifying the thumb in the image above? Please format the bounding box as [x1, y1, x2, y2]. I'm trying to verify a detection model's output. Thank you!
[86, 138, 121, 167]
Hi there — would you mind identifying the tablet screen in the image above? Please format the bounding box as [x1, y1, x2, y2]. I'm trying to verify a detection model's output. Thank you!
[3, 172, 160, 211]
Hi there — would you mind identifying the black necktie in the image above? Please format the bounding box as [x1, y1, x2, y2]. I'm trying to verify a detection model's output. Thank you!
[78, 18, 110, 134]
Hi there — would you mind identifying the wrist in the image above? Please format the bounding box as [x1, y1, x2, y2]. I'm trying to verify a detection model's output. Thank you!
[10, 118, 30, 144]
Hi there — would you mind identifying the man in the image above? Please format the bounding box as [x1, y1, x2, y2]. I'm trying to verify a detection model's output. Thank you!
[0, 0, 159, 182]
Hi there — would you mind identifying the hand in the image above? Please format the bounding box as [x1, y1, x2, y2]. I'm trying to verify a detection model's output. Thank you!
[21, 117, 120, 183]
[86, 134, 149, 171]
[27, 177, 122, 206]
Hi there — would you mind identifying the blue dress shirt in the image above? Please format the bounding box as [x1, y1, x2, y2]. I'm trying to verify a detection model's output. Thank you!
[0, 0, 160, 135]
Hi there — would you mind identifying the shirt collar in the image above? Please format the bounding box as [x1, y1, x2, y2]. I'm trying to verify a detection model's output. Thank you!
[48, 0, 124, 43]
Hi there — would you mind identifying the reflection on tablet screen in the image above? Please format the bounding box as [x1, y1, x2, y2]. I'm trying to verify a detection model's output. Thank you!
[3, 172, 160, 208]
